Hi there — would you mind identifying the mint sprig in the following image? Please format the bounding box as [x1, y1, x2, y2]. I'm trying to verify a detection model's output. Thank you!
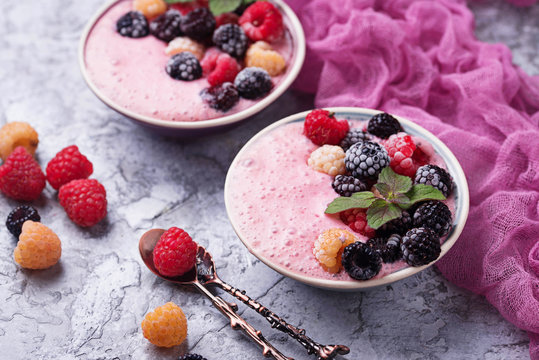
[325, 167, 446, 229]
[165, 0, 257, 15]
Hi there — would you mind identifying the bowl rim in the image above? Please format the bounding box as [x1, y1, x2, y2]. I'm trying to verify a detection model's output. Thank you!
[224, 107, 470, 291]
[78, 0, 306, 130]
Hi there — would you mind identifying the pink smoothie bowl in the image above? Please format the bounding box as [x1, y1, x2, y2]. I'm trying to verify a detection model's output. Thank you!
[78, 0, 306, 137]
[224, 107, 470, 291]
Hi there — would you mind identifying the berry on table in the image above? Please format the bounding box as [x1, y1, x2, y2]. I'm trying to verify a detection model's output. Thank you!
[142, 302, 188, 348]
[367, 112, 403, 139]
[414, 165, 453, 198]
[0, 122, 39, 161]
[345, 141, 389, 180]
[212, 24, 248, 58]
[58, 179, 107, 227]
[180, 8, 216, 42]
[133, 0, 167, 19]
[178, 355, 208, 360]
[367, 234, 403, 263]
[245, 41, 286, 76]
[375, 210, 412, 237]
[200, 82, 239, 112]
[313, 228, 358, 273]
[307, 145, 346, 177]
[303, 109, 349, 146]
[165, 37, 205, 60]
[340, 208, 376, 238]
[150, 10, 183, 42]
[215, 12, 239, 28]
[14, 221, 61, 270]
[6, 205, 41, 238]
[339, 128, 371, 152]
[116, 11, 149, 38]
[332, 175, 368, 197]
[46, 145, 93, 191]
[412, 200, 452, 236]
[234, 67, 272, 99]
[383, 133, 427, 177]
[153, 227, 198, 277]
[239, 1, 284, 42]
[166, 52, 203, 81]
[201, 52, 240, 86]
[401, 227, 441, 266]
[0, 146, 45, 201]
[341, 241, 382, 280]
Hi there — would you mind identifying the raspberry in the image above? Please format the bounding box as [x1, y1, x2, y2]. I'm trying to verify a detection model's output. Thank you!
[170, 0, 208, 15]
[116, 11, 149, 38]
[58, 179, 107, 227]
[412, 200, 452, 237]
[14, 221, 61, 270]
[142, 302, 188, 348]
[367, 112, 403, 139]
[339, 128, 371, 152]
[46, 145, 93, 191]
[303, 109, 349, 146]
[245, 41, 286, 76]
[166, 52, 203, 81]
[149, 10, 183, 42]
[213, 24, 248, 58]
[6, 205, 41, 238]
[340, 208, 375, 237]
[239, 1, 283, 42]
[165, 37, 205, 60]
[215, 12, 239, 28]
[313, 228, 358, 273]
[234, 67, 272, 99]
[367, 234, 403, 263]
[200, 82, 239, 112]
[401, 227, 441, 266]
[341, 242, 382, 280]
[0, 122, 39, 161]
[0, 147, 45, 201]
[178, 355, 207, 360]
[414, 165, 453, 198]
[383, 133, 427, 177]
[180, 8, 216, 42]
[332, 175, 367, 197]
[153, 227, 197, 277]
[133, 0, 167, 19]
[345, 141, 390, 180]
[307, 145, 346, 177]
[201, 53, 240, 86]
[375, 210, 412, 237]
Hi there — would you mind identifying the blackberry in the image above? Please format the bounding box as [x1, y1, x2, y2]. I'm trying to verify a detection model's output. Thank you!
[413, 200, 452, 237]
[178, 355, 207, 360]
[414, 165, 453, 198]
[180, 8, 216, 42]
[166, 52, 203, 81]
[367, 234, 402, 263]
[234, 67, 272, 99]
[332, 175, 368, 197]
[341, 242, 382, 280]
[150, 10, 183, 42]
[6, 205, 40, 238]
[375, 210, 412, 237]
[401, 227, 441, 266]
[200, 82, 239, 111]
[345, 141, 390, 180]
[116, 11, 149, 38]
[213, 24, 248, 58]
[367, 113, 403, 139]
[339, 128, 371, 152]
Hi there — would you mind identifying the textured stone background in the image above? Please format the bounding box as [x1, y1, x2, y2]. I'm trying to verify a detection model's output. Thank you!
[0, 1, 537, 359]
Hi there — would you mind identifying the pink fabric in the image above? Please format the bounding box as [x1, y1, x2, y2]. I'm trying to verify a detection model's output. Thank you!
[287, 0, 539, 358]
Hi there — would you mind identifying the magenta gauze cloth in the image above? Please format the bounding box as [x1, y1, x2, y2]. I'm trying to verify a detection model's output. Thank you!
[286, 0, 539, 358]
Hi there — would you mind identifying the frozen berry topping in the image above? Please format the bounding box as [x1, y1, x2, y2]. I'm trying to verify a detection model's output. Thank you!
[201, 52, 240, 86]
[342, 242, 382, 280]
[401, 227, 441, 266]
[200, 82, 240, 112]
[234, 67, 272, 99]
[212, 24, 248, 58]
[345, 141, 390, 180]
[180, 7, 216, 42]
[307, 145, 346, 177]
[412, 200, 452, 236]
[367, 112, 403, 139]
[414, 165, 453, 198]
[375, 210, 412, 237]
[332, 175, 368, 197]
[303, 109, 349, 146]
[166, 52, 203, 81]
[150, 10, 183, 42]
[384, 133, 427, 177]
[367, 234, 403, 263]
[340, 208, 376, 237]
[239, 1, 284, 42]
[245, 41, 286, 76]
[339, 128, 371, 152]
[116, 11, 149, 38]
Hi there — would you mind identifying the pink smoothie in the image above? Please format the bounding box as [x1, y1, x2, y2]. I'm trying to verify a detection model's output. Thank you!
[226, 120, 456, 282]
[83, 0, 294, 122]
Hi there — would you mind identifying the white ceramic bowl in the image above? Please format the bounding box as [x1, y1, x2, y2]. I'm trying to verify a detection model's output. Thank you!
[78, 0, 306, 137]
[224, 107, 470, 291]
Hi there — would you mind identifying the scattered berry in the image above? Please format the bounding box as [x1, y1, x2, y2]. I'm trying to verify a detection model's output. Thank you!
[150, 10, 183, 42]
[213, 24, 248, 58]
[234, 67, 272, 99]
[178, 355, 207, 360]
[307, 145, 346, 177]
[401, 227, 441, 266]
[116, 11, 149, 38]
[153, 227, 198, 277]
[58, 179, 107, 227]
[0, 147, 45, 201]
[181, 8, 216, 42]
[341, 242, 382, 280]
[375, 210, 412, 237]
[340, 208, 375, 237]
[6, 206, 41, 238]
[245, 41, 286, 76]
[133, 0, 167, 19]
[367, 234, 402, 263]
[339, 128, 371, 152]
[0, 122, 39, 161]
[142, 302, 188, 348]
[201, 52, 240, 86]
[14, 221, 61, 270]
[313, 228, 357, 273]
[200, 82, 239, 112]
[367, 113, 403, 139]
[166, 52, 203, 81]
[414, 165, 453, 197]
[384, 133, 427, 177]
[332, 175, 368, 197]
[303, 109, 349, 146]
[46, 145, 93, 191]
[239, 1, 283, 42]
[215, 12, 239, 28]
[345, 141, 389, 180]
[412, 200, 452, 236]
[165, 37, 205, 60]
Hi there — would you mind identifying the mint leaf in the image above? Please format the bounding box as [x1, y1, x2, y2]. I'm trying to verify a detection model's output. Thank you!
[366, 199, 402, 229]
[390, 193, 411, 205]
[400, 184, 446, 209]
[374, 183, 391, 198]
[243, 0, 256, 4]
[378, 167, 413, 195]
[325, 192, 377, 214]
[165, 0, 195, 4]
[209, 0, 242, 15]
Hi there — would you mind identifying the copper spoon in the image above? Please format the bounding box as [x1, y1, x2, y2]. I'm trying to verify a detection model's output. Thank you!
[139, 229, 350, 360]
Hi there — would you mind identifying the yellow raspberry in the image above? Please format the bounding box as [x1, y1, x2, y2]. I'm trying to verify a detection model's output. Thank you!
[307, 145, 346, 176]
[133, 0, 167, 19]
[245, 41, 286, 76]
[165, 37, 205, 60]
[141, 302, 188, 348]
[313, 229, 358, 273]
[14, 221, 61, 270]
[0, 122, 39, 161]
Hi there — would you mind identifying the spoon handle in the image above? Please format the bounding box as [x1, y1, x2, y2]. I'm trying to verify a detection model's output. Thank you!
[193, 282, 293, 360]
